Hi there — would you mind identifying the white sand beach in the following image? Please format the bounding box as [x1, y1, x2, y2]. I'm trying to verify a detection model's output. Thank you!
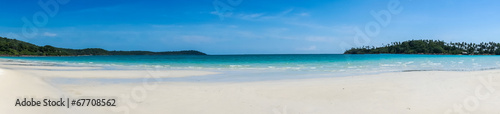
[1, 60, 500, 114]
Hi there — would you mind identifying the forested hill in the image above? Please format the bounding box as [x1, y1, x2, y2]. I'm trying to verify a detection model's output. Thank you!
[0, 37, 206, 56]
[344, 40, 500, 55]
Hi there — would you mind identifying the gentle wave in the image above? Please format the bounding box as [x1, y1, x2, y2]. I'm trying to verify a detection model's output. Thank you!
[1, 54, 500, 76]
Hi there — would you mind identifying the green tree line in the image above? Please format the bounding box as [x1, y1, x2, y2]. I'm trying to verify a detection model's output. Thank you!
[0, 37, 206, 56]
[344, 39, 500, 55]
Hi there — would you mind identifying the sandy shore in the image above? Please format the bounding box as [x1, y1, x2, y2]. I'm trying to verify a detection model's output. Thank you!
[1, 60, 500, 114]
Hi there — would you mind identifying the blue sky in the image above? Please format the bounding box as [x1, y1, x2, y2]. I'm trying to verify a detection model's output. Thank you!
[1, 0, 500, 54]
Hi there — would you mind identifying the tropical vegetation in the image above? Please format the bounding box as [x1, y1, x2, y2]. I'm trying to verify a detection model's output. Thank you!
[344, 39, 500, 55]
[0, 36, 206, 56]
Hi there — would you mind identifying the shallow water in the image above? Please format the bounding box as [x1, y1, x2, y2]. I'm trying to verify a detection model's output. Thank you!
[2, 54, 500, 78]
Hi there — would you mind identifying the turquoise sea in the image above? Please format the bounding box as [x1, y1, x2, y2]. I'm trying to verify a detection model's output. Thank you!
[1, 54, 500, 81]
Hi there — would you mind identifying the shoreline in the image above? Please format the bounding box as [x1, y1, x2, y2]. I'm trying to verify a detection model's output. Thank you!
[2, 56, 500, 81]
[3, 53, 500, 57]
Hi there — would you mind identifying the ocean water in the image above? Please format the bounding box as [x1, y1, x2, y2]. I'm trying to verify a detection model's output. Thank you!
[2, 54, 500, 78]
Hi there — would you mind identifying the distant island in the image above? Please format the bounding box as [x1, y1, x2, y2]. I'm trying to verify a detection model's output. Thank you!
[0, 36, 206, 56]
[344, 40, 500, 55]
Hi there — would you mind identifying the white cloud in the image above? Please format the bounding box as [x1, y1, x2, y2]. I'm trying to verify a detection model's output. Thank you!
[305, 36, 335, 42]
[5, 32, 20, 38]
[180, 35, 213, 44]
[227, 25, 238, 28]
[260, 9, 294, 20]
[42, 32, 57, 37]
[330, 25, 357, 34]
[297, 45, 317, 51]
[150, 24, 184, 28]
[237, 13, 265, 20]
[297, 12, 310, 17]
[210, 10, 233, 19]
[279, 9, 294, 16]
[210, 11, 218, 15]
[234, 9, 294, 20]
[285, 22, 332, 30]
